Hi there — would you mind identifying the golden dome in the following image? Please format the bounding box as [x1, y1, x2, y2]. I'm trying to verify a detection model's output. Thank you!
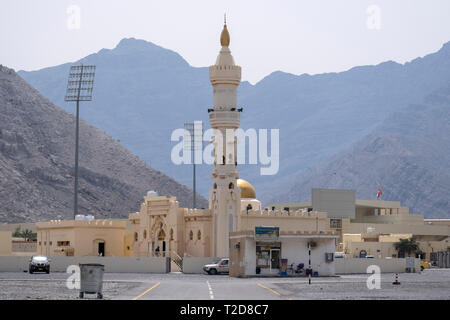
[220, 24, 230, 47]
[237, 178, 256, 199]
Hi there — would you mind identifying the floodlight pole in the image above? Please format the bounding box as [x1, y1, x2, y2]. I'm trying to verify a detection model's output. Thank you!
[65, 64, 95, 220]
[73, 65, 83, 220]
[193, 146, 196, 210]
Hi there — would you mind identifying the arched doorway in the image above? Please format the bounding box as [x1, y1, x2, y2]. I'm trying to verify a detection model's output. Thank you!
[157, 229, 166, 256]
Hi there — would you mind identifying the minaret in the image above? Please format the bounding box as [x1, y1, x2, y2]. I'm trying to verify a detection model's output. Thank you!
[209, 21, 242, 258]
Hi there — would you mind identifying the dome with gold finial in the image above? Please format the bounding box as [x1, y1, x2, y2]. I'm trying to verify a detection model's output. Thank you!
[237, 178, 256, 199]
[220, 24, 230, 47]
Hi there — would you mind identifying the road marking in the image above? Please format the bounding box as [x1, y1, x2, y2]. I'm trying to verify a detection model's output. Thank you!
[258, 283, 294, 300]
[257, 283, 281, 296]
[131, 282, 160, 300]
[206, 280, 214, 299]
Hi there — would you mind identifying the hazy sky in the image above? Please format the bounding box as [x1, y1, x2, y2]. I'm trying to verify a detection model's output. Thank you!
[1, 0, 450, 84]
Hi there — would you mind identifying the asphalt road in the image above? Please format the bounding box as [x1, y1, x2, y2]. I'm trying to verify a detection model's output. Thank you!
[0, 269, 449, 300]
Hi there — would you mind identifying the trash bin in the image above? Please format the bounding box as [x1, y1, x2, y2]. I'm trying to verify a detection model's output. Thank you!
[79, 264, 104, 299]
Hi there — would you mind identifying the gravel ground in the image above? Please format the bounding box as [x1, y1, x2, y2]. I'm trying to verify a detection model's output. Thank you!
[0, 269, 449, 300]
[0, 280, 139, 300]
[0, 279, 141, 300]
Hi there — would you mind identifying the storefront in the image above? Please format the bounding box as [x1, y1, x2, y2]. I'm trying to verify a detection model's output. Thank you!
[256, 242, 281, 274]
[229, 228, 338, 277]
[253, 226, 280, 274]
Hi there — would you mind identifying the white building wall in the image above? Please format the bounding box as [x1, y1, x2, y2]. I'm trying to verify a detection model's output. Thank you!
[244, 238, 256, 275]
[280, 237, 335, 276]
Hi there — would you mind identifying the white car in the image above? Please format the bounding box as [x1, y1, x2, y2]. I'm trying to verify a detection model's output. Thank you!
[203, 258, 229, 275]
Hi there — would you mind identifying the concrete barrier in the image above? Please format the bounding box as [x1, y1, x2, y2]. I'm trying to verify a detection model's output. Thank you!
[335, 258, 420, 274]
[182, 257, 218, 274]
[0, 256, 170, 273]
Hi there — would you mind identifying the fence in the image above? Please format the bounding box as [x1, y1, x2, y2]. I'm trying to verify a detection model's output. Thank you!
[0, 256, 170, 273]
[335, 258, 420, 274]
[182, 257, 218, 274]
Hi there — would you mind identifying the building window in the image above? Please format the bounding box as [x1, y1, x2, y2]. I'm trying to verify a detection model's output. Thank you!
[229, 182, 234, 189]
[170, 229, 174, 241]
[189, 230, 193, 241]
[134, 232, 138, 242]
[143, 230, 147, 239]
[38, 241, 41, 246]
[197, 230, 202, 240]
[49, 241, 52, 246]
[57, 241, 70, 246]
[330, 219, 342, 229]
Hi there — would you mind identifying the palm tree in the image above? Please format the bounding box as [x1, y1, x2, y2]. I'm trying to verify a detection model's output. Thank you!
[20, 229, 37, 242]
[394, 238, 419, 257]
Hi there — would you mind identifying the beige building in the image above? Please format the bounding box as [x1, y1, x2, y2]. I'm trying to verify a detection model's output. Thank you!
[36, 219, 131, 257]
[268, 189, 450, 261]
[0, 231, 12, 255]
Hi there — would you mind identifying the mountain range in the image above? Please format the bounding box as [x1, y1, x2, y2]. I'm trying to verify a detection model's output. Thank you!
[18, 38, 450, 218]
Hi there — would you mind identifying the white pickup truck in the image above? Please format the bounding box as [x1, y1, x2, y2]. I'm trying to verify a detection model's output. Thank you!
[203, 258, 229, 275]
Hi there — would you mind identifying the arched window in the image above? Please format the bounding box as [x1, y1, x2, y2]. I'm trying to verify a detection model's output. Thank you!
[229, 182, 234, 189]
[143, 230, 147, 239]
[197, 230, 202, 240]
[189, 230, 194, 241]
[134, 232, 138, 242]
[214, 183, 217, 189]
[170, 229, 174, 241]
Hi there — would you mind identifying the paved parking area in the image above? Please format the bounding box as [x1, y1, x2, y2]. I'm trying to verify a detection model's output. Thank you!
[0, 269, 449, 300]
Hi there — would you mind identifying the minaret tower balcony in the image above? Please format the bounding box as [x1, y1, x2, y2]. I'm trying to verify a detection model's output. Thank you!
[209, 109, 241, 129]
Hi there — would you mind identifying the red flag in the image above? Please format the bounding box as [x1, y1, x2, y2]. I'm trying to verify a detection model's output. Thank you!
[377, 188, 382, 199]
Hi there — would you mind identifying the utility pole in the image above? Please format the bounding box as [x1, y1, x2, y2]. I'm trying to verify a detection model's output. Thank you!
[65, 64, 96, 219]
[308, 242, 311, 284]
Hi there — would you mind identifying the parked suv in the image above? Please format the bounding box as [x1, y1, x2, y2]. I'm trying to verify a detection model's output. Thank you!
[29, 255, 50, 274]
[203, 258, 229, 275]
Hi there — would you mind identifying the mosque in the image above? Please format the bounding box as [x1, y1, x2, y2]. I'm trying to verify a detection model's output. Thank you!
[127, 22, 450, 274]
[27, 22, 449, 276]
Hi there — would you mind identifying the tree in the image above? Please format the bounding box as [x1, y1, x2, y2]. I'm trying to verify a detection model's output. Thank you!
[394, 238, 419, 257]
[12, 227, 22, 237]
[20, 229, 37, 241]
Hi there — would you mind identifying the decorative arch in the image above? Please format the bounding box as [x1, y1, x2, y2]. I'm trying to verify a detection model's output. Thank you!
[197, 230, 202, 240]
[158, 229, 166, 241]
[189, 230, 194, 241]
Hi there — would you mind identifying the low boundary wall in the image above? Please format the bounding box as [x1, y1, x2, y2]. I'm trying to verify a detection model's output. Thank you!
[0, 256, 170, 273]
[335, 258, 420, 274]
[182, 257, 218, 274]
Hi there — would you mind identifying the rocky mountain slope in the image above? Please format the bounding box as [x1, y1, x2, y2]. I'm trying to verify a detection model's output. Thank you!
[0, 65, 207, 223]
[274, 86, 450, 218]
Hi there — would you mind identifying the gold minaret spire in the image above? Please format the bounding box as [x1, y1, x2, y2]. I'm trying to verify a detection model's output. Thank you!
[220, 14, 230, 47]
